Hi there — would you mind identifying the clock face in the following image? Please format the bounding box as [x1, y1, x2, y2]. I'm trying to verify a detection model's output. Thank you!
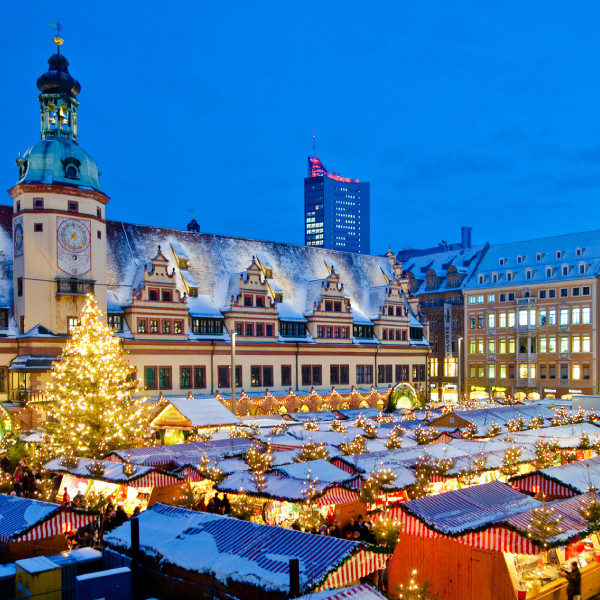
[13, 221, 23, 255]
[57, 219, 90, 253]
[56, 217, 91, 276]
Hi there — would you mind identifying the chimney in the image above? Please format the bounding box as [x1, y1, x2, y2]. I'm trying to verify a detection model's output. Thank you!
[461, 226, 472, 249]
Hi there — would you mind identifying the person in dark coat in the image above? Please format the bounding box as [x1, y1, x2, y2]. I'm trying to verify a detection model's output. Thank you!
[560, 561, 581, 600]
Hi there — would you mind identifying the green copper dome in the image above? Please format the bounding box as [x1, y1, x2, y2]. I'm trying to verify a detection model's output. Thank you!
[16, 139, 104, 193]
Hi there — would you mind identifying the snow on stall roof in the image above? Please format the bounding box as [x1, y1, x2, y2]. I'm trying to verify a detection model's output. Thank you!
[165, 398, 240, 427]
[271, 459, 355, 484]
[104, 503, 362, 593]
[44, 457, 168, 484]
[0, 495, 60, 540]
[506, 422, 600, 447]
[401, 481, 540, 534]
[517, 456, 600, 493]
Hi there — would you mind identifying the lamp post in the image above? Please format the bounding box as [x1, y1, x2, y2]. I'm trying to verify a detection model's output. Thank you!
[230, 330, 237, 416]
[457, 336, 463, 403]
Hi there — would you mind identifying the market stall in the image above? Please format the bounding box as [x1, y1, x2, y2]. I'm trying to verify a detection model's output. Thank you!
[0, 495, 96, 561]
[387, 481, 600, 600]
[511, 456, 600, 499]
[44, 457, 185, 511]
[103, 503, 388, 600]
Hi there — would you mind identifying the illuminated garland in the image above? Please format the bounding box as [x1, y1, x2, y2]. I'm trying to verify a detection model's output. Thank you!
[506, 416, 527, 433]
[245, 443, 273, 491]
[41, 294, 152, 459]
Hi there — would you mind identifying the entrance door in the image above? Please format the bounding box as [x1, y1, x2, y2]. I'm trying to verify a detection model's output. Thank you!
[471, 550, 492, 600]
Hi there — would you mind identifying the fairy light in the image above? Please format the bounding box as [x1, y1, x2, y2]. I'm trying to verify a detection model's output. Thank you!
[414, 426, 440, 445]
[385, 424, 406, 450]
[526, 496, 563, 556]
[41, 294, 152, 459]
[304, 418, 319, 431]
[339, 435, 366, 455]
[330, 418, 347, 433]
[487, 421, 502, 437]
[500, 445, 522, 480]
[360, 467, 396, 504]
[462, 422, 478, 440]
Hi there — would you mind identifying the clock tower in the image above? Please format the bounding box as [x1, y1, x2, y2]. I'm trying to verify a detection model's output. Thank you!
[9, 40, 109, 334]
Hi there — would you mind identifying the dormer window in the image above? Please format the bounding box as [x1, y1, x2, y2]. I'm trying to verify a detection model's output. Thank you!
[517, 255, 525, 264]
[525, 269, 534, 280]
[536, 253, 544, 262]
[499, 258, 506, 266]
[556, 250, 563, 260]
[506, 271, 514, 282]
[576, 247, 584, 257]
[492, 272, 500, 283]
[579, 263, 588, 275]
[62, 157, 81, 180]
[562, 264, 570, 276]
[546, 267, 554, 277]
[478, 274, 486, 284]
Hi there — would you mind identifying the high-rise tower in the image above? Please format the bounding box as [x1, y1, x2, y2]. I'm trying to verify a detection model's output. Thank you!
[9, 40, 109, 334]
[304, 156, 370, 254]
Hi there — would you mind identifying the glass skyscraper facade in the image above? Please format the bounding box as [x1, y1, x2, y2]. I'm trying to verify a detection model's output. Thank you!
[304, 157, 370, 254]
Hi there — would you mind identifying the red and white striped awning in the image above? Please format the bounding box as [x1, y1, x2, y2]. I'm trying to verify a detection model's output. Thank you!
[178, 467, 205, 483]
[511, 474, 575, 499]
[317, 550, 388, 591]
[331, 459, 361, 475]
[316, 487, 359, 507]
[129, 472, 181, 488]
[387, 508, 539, 555]
[14, 511, 96, 543]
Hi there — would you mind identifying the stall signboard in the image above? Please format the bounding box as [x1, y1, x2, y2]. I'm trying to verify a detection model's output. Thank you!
[544, 388, 557, 393]
[471, 386, 487, 392]
[443, 303, 452, 359]
[569, 389, 583, 394]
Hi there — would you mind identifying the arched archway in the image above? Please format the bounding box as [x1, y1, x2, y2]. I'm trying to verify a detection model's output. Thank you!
[376, 398, 385, 411]
[297, 403, 310, 413]
[386, 382, 421, 412]
[252, 406, 265, 416]
[338, 401, 350, 410]
[277, 405, 288, 415]
[358, 399, 371, 409]
[318, 402, 333, 411]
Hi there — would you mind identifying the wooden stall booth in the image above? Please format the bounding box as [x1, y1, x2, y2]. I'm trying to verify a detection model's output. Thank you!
[44, 457, 185, 512]
[0, 495, 96, 562]
[387, 481, 600, 600]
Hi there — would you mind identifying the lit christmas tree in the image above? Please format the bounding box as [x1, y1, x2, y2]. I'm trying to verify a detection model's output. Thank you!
[230, 493, 257, 521]
[339, 435, 366, 455]
[296, 469, 324, 532]
[41, 294, 151, 459]
[397, 569, 438, 599]
[304, 418, 319, 431]
[245, 442, 273, 491]
[528, 416, 545, 430]
[580, 487, 600, 530]
[499, 446, 522, 480]
[385, 424, 405, 450]
[295, 439, 329, 462]
[330, 418, 347, 433]
[486, 421, 502, 437]
[462, 422, 478, 439]
[360, 467, 396, 504]
[372, 516, 402, 553]
[534, 441, 556, 469]
[526, 498, 563, 561]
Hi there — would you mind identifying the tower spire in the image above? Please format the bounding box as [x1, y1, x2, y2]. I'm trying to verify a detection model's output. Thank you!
[37, 28, 81, 143]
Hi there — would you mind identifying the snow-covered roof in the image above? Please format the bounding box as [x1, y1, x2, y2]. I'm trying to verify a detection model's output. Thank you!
[513, 456, 600, 494]
[104, 503, 369, 593]
[271, 459, 355, 484]
[186, 295, 224, 319]
[467, 229, 600, 290]
[0, 495, 65, 541]
[154, 398, 240, 428]
[302, 584, 388, 600]
[400, 481, 540, 535]
[104, 222, 407, 341]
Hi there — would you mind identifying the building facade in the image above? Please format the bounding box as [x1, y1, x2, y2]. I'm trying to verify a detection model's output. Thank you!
[463, 235, 600, 401]
[304, 156, 370, 254]
[0, 46, 429, 419]
[401, 240, 488, 402]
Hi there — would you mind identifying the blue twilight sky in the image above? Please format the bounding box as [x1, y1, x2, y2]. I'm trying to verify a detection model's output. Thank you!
[3, 2, 600, 255]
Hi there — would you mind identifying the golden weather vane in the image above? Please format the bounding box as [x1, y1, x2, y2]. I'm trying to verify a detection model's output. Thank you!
[48, 21, 64, 48]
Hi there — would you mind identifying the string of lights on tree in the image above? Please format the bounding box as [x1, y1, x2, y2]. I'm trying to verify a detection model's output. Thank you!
[41, 294, 152, 460]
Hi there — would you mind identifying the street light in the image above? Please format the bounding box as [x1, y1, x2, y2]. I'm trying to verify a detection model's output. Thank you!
[230, 330, 237, 416]
[457, 336, 463, 403]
